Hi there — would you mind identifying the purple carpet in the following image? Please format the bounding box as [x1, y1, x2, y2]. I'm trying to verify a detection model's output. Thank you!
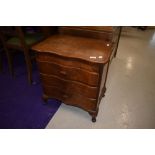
[0, 52, 61, 129]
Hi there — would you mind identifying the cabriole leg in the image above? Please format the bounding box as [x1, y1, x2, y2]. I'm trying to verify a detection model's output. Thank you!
[89, 109, 98, 123]
[92, 116, 96, 122]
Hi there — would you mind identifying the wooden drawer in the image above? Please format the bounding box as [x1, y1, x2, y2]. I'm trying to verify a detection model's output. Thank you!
[41, 74, 98, 99]
[38, 61, 99, 86]
[43, 86, 97, 111]
[36, 53, 99, 73]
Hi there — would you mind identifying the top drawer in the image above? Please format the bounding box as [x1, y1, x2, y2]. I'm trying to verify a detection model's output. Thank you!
[36, 53, 99, 73]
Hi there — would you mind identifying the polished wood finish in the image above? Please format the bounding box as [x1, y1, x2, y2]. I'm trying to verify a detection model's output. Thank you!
[58, 26, 113, 41]
[32, 26, 121, 122]
[43, 86, 97, 111]
[33, 34, 112, 63]
[37, 53, 99, 72]
[40, 74, 98, 98]
[59, 26, 122, 58]
[38, 61, 99, 86]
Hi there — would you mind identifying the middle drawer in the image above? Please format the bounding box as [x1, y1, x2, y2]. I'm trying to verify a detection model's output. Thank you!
[40, 74, 98, 99]
[38, 61, 99, 86]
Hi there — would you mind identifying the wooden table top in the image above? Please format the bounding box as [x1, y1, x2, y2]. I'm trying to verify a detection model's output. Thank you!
[32, 34, 112, 64]
[62, 26, 114, 32]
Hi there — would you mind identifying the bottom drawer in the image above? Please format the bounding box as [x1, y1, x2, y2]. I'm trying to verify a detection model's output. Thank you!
[43, 85, 97, 112]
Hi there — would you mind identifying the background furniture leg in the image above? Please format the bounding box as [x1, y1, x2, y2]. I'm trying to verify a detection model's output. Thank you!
[0, 51, 2, 72]
[42, 94, 49, 103]
[6, 49, 14, 77]
[114, 27, 122, 58]
[23, 51, 33, 84]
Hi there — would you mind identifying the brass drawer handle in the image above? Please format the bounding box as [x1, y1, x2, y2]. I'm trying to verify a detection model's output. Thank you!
[63, 94, 68, 98]
[60, 70, 67, 75]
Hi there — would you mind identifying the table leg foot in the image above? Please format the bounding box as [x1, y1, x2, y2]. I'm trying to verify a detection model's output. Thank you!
[92, 117, 96, 123]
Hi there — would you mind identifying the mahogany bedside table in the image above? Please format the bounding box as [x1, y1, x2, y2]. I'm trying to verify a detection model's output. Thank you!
[32, 34, 112, 122]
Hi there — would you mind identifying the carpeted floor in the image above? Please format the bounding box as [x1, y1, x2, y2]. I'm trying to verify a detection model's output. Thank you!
[0, 52, 61, 129]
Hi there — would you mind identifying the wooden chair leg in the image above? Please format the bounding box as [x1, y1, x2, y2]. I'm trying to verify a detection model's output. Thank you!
[23, 51, 33, 84]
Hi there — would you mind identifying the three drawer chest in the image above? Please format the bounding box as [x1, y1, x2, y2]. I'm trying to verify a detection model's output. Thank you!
[32, 27, 121, 122]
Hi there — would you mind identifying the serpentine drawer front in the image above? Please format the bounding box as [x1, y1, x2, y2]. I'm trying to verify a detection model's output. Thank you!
[37, 61, 99, 86]
[32, 34, 113, 122]
[40, 75, 98, 98]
